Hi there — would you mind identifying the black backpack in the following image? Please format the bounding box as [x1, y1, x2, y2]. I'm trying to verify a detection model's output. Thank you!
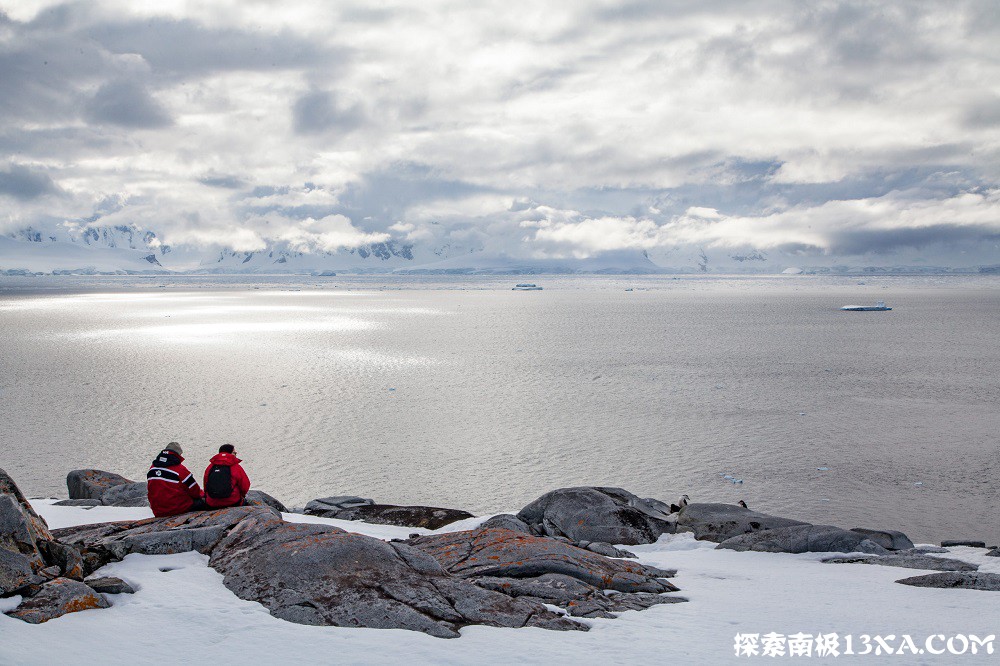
[205, 464, 232, 499]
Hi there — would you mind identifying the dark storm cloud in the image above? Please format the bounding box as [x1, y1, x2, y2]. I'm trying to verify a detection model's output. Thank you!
[826, 224, 1000, 256]
[0, 163, 58, 200]
[292, 90, 366, 135]
[84, 80, 173, 128]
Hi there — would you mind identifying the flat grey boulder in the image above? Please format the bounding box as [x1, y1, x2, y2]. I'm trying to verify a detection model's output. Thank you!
[209, 513, 582, 639]
[850, 528, 915, 551]
[84, 576, 135, 594]
[409, 527, 679, 593]
[718, 524, 889, 555]
[941, 540, 987, 548]
[66, 470, 132, 500]
[304, 496, 374, 514]
[517, 487, 675, 545]
[823, 554, 978, 572]
[5, 578, 109, 624]
[987, 548, 1000, 558]
[677, 503, 807, 543]
[896, 572, 1000, 591]
[99, 482, 149, 507]
[245, 490, 288, 513]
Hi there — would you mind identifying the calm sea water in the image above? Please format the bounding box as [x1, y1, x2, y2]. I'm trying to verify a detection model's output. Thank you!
[1, 274, 998, 544]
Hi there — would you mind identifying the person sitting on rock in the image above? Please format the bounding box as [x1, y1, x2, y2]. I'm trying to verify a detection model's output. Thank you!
[146, 442, 208, 517]
[203, 444, 251, 509]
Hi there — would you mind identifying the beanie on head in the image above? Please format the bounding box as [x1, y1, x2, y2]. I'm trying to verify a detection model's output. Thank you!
[165, 441, 183, 455]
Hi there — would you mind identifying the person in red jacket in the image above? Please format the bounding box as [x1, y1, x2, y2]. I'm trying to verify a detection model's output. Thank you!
[203, 444, 251, 508]
[146, 442, 207, 517]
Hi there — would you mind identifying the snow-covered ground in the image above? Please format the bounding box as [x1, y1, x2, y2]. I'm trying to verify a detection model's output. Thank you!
[2, 501, 998, 664]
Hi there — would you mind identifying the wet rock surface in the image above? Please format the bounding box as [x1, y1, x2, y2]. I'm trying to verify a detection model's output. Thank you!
[717, 524, 888, 555]
[896, 572, 1000, 591]
[517, 487, 676, 545]
[677, 503, 808, 543]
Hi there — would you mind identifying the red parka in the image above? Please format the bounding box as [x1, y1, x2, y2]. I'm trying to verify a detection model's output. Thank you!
[147, 449, 203, 517]
[203, 452, 251, 508]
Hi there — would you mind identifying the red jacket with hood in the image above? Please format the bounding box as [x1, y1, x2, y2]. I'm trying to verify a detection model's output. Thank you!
[147, 449, 203, 517]
[203, 452, 251, 508]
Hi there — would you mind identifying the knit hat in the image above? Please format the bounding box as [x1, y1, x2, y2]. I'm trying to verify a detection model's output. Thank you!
[164, 441, 183, 455]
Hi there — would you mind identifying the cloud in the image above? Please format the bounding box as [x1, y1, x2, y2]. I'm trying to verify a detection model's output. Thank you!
[0, 1, 998, 268]
[292, 89, 365, 135]
[0, 163, 59, 200]
[84, 80, 173, 128]
[518, 189, 1000, 258]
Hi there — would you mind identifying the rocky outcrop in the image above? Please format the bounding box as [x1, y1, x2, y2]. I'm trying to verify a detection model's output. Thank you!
[823, 554, 978, 572]
[84, 576, 135, 594]
[517, 487, 677, 545]
[717, 524, 888, 555]
[305, 497, 473, 530]
[677, 503, 807, 543]
[409, 527, 678, 593]
[408, 527, 684, 618]
[245, 490, 288, 513]
[208, 513, 581, 638]
[330, 504, 474, 530]
[1, 549, 39, 597]
[99, 482, 149, 507]
[473, 573, 685, 619]
[66, 470, 132, 500]
[479, 514, 531, 533]
[941, 540, 987, 548]
[5, 578, 109, 624]
[987, 548, 1000, 557]
[52, 506, 269, 574]
[1, 468, 54, 571]
[849, 528, 915, 551]
[304, 496, 374, 514]
[896, 572, 1000, 591]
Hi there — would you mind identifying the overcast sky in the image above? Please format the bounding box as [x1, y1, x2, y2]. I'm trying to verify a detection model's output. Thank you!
[2, 1, 999, 264]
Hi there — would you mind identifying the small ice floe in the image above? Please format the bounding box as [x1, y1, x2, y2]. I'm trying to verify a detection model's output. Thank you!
[798, 412, 807, 416]
[388, 388, 396, 391]
[820, 498, 830, 502]
[914, 482, 923, 486]
[816, 467, 829, 471]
